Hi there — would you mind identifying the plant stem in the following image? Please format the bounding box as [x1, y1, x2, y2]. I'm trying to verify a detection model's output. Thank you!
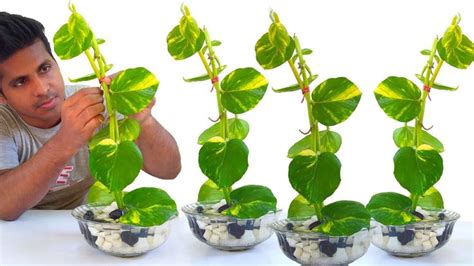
[313, 202, 323, 221]
[223, 187, 232, 205]
[411, 194, 420, 211]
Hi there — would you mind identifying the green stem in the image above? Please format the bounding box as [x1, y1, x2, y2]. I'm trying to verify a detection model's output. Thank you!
[114, 192, 124, 209]
[411, 194, 420, 211]
[223, 187, 232, 205]
[313, 202, 323, 221]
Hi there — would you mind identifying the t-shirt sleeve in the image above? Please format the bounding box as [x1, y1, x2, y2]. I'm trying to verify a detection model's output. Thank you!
[0, 120, 19, 170]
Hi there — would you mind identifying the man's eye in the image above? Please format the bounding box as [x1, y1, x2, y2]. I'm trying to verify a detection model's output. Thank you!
[13, 78, 26, 87]
[39, 64, 51, 73]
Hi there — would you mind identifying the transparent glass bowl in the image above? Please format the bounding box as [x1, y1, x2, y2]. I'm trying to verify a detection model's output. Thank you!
[272, 219, 371, 265]
[181, 202, 281, 251]
[370, 209, 460, 257]
[72, 204, 176, 257]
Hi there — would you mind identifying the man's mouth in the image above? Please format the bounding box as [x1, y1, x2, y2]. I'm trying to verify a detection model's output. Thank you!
[38, 96, 57, 110]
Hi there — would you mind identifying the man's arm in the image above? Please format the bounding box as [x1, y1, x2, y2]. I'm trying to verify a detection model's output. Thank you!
[132, 98, 181, 179]
[0, 88, 104, 221]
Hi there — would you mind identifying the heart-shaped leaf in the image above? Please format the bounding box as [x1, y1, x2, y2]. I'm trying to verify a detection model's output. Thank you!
[89, 139, 143, 192]
[289, 151, 341, 204]
[255, 27, 295, 69]
[418, 186, 444, 209]
[86, 181, 117, 206]
[109, 67, 159, 115]
[198, 137, 249, 188]
[120, 187, 177, 226]
[437, 34, 474, 69]
[287, 194, 315, 219]
[69, 64, 113, 83]
[220, 68, 268, 114]
[223, 185, 277, 218]
[394, 145, 443, 196]
[316, 201, 370, 236]
[287, 130, 342, 158]
[374, 76, 421, 122]
[393, 126, 444, 152]
[179, 15, 201, 44]
[198, 118, 249, 145]
[89, 118, 141, 149]
[53, 23, 93, 60]
[197, 179, 225, 203]
[367, 192, 419, 225]
[312, 77, 362, 126]
[167, 25, 205, 60]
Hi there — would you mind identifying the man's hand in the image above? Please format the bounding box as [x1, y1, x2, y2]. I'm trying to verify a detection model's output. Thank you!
[56, 87, 104, 154]
[129, 98, 156, 126]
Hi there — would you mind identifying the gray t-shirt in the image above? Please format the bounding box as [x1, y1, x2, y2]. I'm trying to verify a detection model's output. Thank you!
[0, 85, 94, 209]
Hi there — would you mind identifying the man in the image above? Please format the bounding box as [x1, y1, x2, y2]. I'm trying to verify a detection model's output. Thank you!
[0, 12, 181, 221]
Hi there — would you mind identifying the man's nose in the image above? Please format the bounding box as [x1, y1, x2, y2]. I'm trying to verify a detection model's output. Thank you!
[31, 76, 49, 96]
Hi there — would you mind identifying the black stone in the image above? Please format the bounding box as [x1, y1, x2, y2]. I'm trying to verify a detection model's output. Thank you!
[336, 237, 347, 248]
[244, 220, 254, 230]
[438, 213, 446, 220]
[138, 228, 148, 237]
[109, 209, 124, 220]
[411, 210, 424, 220]
[196, 206, 204, 213]
[388, 227, 400, 237]
[80, 223, 97, 247]
[83, 210, 94, 221]
[121, 231, 139, 246]
[217, 204, 230, 213]
[308, 220, 322, 230]
[397, 230, 415, 245]
[285, 222, 294, 230]
[227, 222, 245, 239]
[319, 240, 337, 257]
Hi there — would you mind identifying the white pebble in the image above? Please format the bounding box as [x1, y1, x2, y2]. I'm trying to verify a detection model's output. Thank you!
[387, 237, 402, 251]
[95, 236, 104, 247]
[422, 240, 432, 251]
[203, 230, 212, 241]
[111, 239, 122, 248]
[295, 242, 304, 249]
[88, 227, 99, 236]
[309, 242, 318, 250]
[237, 231, 255, 246]
[293, 247, 303, 258]
[102, 240, 113, 251]
[300, 252, 311, 262]
[209, 234, 220, 245]
[331, 248, 349, 264]
[134, 238, 149, 253]
[430, 237, 439, 247]
[429, 232, 437, 237]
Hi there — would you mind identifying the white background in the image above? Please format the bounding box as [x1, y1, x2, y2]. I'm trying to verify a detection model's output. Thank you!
[3, 0, 474, 221]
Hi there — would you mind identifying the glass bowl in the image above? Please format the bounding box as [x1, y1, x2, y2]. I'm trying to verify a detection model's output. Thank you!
[272, 218, 371, 265]
[72, 204, 176, 257]
[181, 202, 282, 251]
[370, 209, 460, 257]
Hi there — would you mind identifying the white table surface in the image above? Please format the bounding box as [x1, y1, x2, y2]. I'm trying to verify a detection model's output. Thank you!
[0, 210, 472, 265]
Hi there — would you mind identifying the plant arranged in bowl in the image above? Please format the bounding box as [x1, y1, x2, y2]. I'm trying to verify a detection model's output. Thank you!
[54, 3, 178, 257]
[255, 11, 371, 265]
[368, 15, 473, 257]
[166, 5, 279, 251]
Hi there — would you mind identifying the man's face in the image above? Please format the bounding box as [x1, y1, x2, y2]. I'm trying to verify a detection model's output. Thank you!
[0, 39, 64, 129]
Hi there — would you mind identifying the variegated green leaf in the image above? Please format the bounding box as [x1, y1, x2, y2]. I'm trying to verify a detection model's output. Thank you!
[68, 64, 113, 83]
[179, 15, 201, 43]
[367, 192, 419, 225]
[272, 74, 318, 93]
[312, 77, 362, 126]
[86, 181, 117, 205]
[223, 185, 277, 218]
[197, 179, 225, 203]
[289, 151, 341, 204]
[109, 67, 158, 115]
[287, 130, 342, 158]
[67, 11, 91, 46]
[198, 137, 249, 188]
[89, 118, 141, 149]
[374, 76, 421, 122]
[255, 25, 295, 69]
[415, 74, 458, 91]
[316, 201, 370, 236]
[418, 186, 444, 209]
[394, 145, 443, 196]
[197, 118, 249, 144]
[393, 126, 444, 152]
[89, 139, 143, 192]
[288, 194, 315, 219]
[437, 35, 474, 69]
[220, 68, 268, 114]
[121, 187, 177, 226]
[53, 23, 93, 60]
[167, 25, 205, 60]
[183, 65, 226, 82]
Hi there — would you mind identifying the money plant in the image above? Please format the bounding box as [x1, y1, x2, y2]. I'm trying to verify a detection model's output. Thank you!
[367, 15, 474, 225]
[255, 11, 370, 236]
[53, 3, 177, 226]
[166, 5, 277, 218]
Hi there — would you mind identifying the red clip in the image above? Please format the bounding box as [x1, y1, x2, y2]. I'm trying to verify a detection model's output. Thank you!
[301, 87, 310, 103]
[211, 76, 219, 85]
[423, 85, 432, 101]
[99, 76, 111, 85]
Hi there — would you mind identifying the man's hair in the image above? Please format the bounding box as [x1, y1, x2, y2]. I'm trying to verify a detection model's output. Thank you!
[0, 12, 53, 63]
